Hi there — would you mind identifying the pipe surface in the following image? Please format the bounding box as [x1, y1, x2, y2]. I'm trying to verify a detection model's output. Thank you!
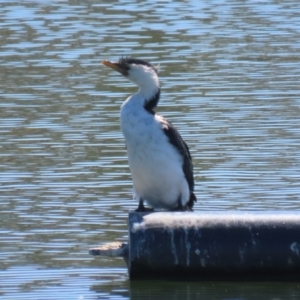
[128, 211, 300, 279]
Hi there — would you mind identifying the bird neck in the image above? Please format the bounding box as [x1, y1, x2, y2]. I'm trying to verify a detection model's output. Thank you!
[136, 85, 160, 114]
[143, 88, 160, 113]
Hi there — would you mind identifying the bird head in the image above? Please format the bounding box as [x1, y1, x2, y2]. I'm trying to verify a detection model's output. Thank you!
[102, 57, 160, 92]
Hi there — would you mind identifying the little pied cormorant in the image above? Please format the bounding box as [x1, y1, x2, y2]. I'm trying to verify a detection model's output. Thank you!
[102, 57, 196, 211]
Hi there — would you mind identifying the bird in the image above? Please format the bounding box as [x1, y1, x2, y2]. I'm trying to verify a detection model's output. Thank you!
[102, 57, 196, 211]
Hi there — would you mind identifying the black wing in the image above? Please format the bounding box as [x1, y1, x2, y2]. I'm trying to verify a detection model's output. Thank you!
[159, 116, 195, 193]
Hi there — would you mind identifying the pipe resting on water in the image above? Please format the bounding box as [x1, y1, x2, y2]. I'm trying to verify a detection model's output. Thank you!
[90, 211, 300, 280]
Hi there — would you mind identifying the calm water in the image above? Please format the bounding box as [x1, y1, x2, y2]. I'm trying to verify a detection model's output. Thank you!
[1, 0, 300, 299]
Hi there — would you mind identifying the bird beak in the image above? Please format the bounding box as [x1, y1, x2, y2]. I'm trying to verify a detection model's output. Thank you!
[102, 60, 127, 75]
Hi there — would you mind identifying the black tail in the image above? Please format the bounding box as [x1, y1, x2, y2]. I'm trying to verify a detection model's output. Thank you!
[187, 192, 197, 210]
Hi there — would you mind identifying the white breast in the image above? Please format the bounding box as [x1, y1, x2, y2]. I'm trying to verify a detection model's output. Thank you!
[120, 94, 189, 209]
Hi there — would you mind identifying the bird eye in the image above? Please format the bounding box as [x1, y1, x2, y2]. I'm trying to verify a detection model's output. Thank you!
[118, 59, 130, 70]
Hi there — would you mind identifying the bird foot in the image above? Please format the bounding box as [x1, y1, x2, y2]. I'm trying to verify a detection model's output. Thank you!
[135, 198, 154, 212]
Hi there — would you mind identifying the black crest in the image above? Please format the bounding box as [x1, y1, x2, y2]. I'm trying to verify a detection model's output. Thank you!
[118, 57, 159, 74]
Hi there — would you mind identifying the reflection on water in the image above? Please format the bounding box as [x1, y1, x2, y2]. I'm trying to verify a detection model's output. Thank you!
[128, 281, 300, 300]
[0, 0, 300, 299]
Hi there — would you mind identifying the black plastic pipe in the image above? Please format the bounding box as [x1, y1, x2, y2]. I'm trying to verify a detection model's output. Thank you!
[127, 211, 300, 279]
